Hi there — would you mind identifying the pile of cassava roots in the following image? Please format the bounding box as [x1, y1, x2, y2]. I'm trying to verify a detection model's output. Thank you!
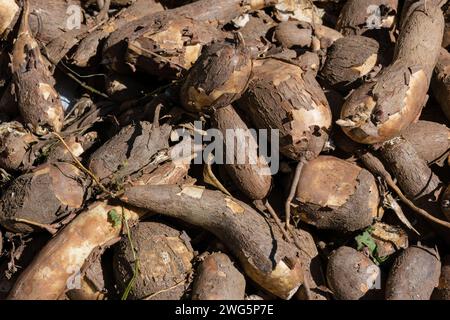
[0, 0, 450, 301]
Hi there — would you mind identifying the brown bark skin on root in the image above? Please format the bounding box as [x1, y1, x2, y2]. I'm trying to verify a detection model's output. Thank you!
[113, 221, 194, 300]
[321, 35, 379, 90]
[237, 58, 332, 161]
[0, 121, 37, 172]
[121, 184, 305, 299]
[386, 245, 441, 300]
[338, 0, 445, 144]
[432, 255, 450, 300]
[181, 42, 253, 113]
[294, 156, 380, 232]
[378, 137, 443, 204]
[0, 162, 90, 233]
[432, 48, 450, 121]
[11, 0, 64, 134]
[88, 121, 172, 185]
[103, 0, 283, 78]
[401, 120, 450, 166]
[336, 0, 398, 36]
[192, 252, 246, 300]
[211, 105, 272, 200]
[7, 202, 143, 300]
[326, 246, 380, 300]
[71, 0, 165, 68]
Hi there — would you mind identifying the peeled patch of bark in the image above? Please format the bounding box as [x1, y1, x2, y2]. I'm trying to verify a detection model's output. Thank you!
[237, 58, 332, 161]
[103, 0, 283, 78]
[192, 252, 245, 300]
[181, 42, 252, 113]
[0, 162, 89, 233]
[321, 35, 379, 89]
[211, 105, 272, 200]
[336, 0, 398, 36]
[11, 2, 64, 134]
[386, 246, 441, 300]
[0, 121, 37, 171]
[0, 0, 19, 38]
[401, 120, 450, 166]
[432, 48, 450, 121]
[8, 202, 142, 300]
[121, 184, 305, 299]
[88, 121, 171, 185]
[432, 255, 450, 300]
[338, 0, 444, 144]
[327, 246, 380, 300]
[114, 221, 194, 300]
[370, 222, 408, 259]
[294, 156, 380, 232]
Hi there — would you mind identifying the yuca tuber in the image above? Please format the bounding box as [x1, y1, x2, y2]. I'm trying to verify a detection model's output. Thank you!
[0, 162, 90, 233]
[294, 156, 380, 232]
[88, 121, 172, 185]
[211, 105, 272, 200]
[8, 202, 143, 300]
[192, 252, 245, 300]
[401, 120, 450, 166]
[432, 48, 450, 121]
[11, 1, 64, 134]
[274, 20, 342, 51]
[432, 255, 450, 300]
[320, 35, 379, 90]
[114, 221, 194, 300]
[338, 0, 445, 144]
[121, 184, 305, 299]
[326, 246, 380, 300]
[103, 0, 284, 78]
[237, 58, 332, 161]
[0, 122, 37, 172]
[336, 0, 398, 36]
[181, 41, 252, 113]
[386, 245, 441, 300]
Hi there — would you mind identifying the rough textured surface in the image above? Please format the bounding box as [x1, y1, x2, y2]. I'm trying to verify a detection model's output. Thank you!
[121, 184, 306, 299]
[386, 246, 441, 300]
[338, 0, 444, 144]
[192, 252, 246, 300]
[401, 120, 450, 166]
[336, 0, 398, 36]
[7, 202, 142, 300]
[327, 246, 380, 300]
[238, 58, 332, 161]
[114, 221, 194, 300]
[295, 156, 380, 232]
[0, 122, 37, 171]
[212, 105, 272, 200]
[321, 35, 379, 89]
[181, 42, 252, 113]
[88, 121, 171, 185]
[11, 1, 64, 134]
[0, 162, 89, 233]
